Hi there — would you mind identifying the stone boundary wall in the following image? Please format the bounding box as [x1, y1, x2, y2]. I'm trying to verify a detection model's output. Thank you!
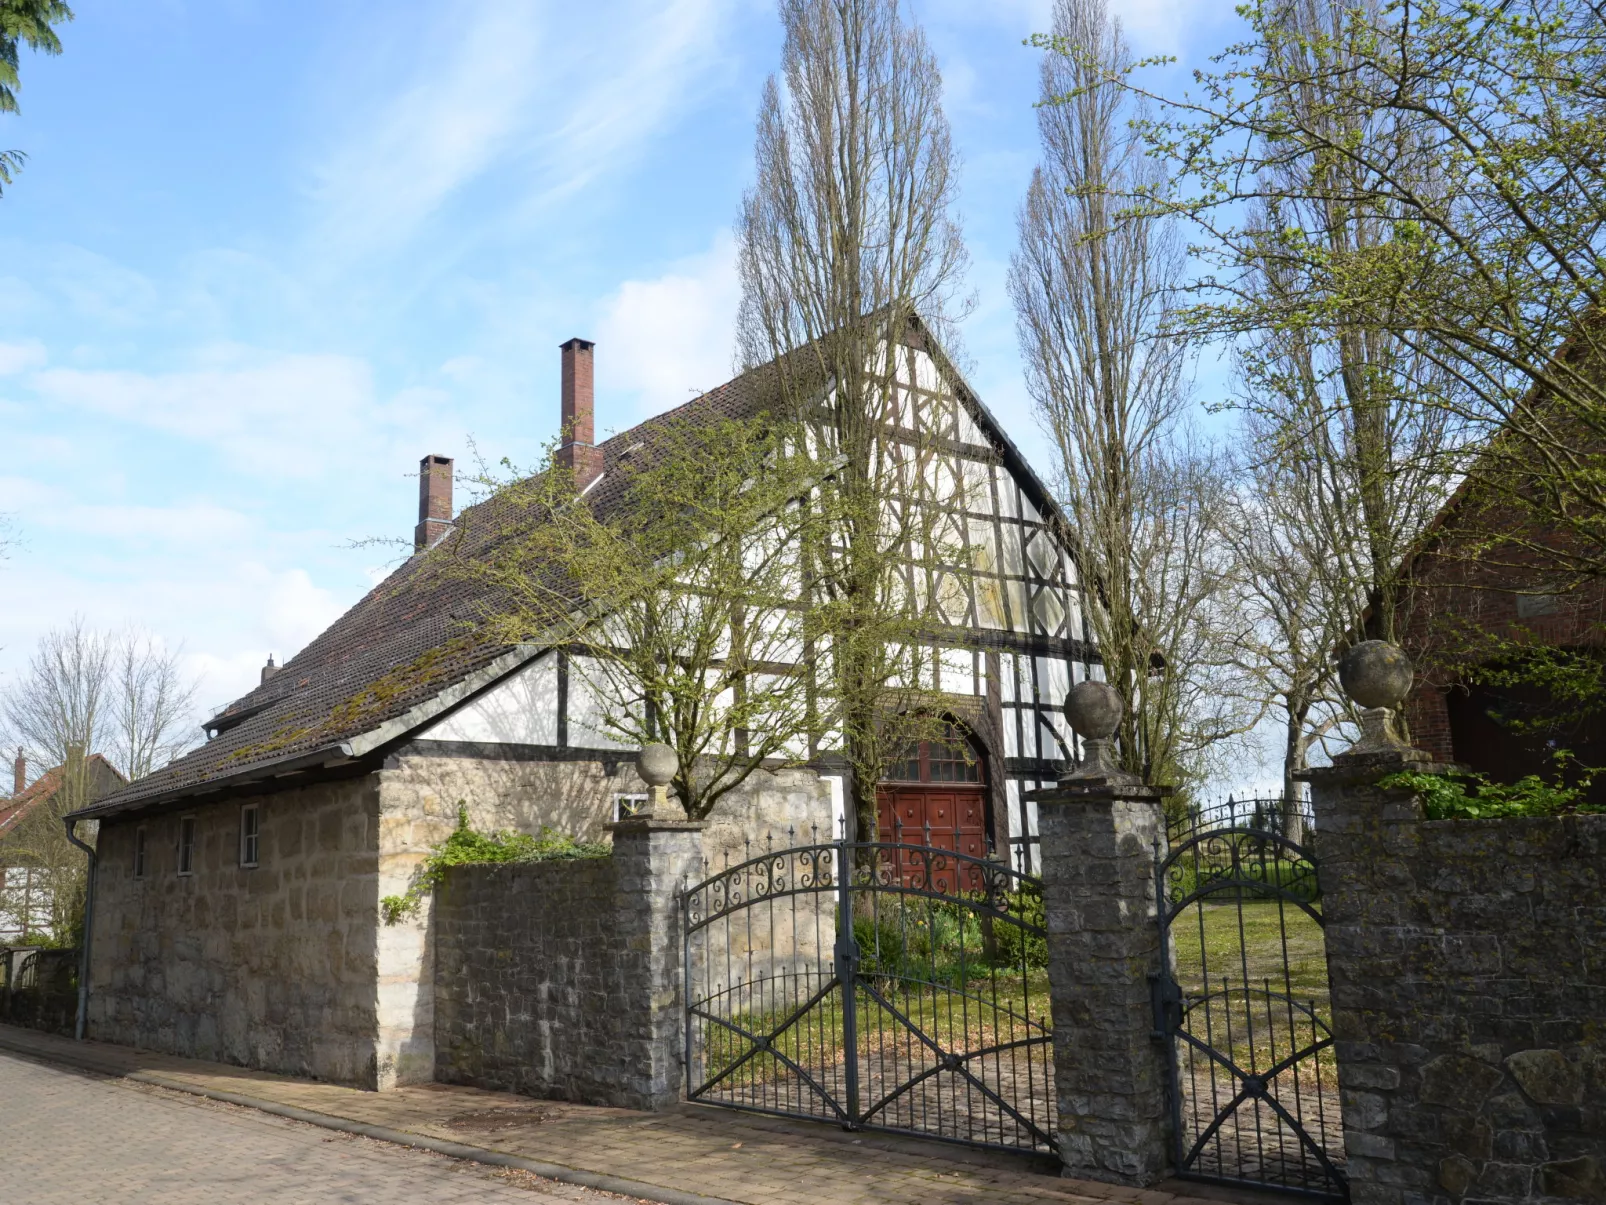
[0, 946, 77, 1034]
[432, 820, 702, 1111]
[1312, 772, 1605, 1205]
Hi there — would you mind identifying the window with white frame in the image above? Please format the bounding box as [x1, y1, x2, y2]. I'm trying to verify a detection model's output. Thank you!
[177, 816, 196, 876]
[613, 794, 648, 822]
[133, 826, 147, 879]
[239, 804, 260, 868]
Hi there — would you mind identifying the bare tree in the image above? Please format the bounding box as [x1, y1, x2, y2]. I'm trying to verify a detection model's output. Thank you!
[111, 629, 201, 780]
[736, 0, 975, 841]
[1012, 0, 1248, 788]
[0, 619, 198, 940]
[3, 616, 111, 779]
[1219, 426, 1358, 822]
[3, 617, 200, 784]
[458, 415, 833, 820]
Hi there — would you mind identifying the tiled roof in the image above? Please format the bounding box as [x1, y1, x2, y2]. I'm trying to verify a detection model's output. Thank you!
[1, 754, 127, 835]
[73, 321, 1067, 821]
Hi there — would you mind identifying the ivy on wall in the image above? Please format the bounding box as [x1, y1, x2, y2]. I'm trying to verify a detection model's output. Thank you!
[381, 806, 609, 924]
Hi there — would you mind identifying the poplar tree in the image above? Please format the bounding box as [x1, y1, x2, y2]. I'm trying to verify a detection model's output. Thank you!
[1013, 0, 1248, 789]
[736, 0, 974, 842]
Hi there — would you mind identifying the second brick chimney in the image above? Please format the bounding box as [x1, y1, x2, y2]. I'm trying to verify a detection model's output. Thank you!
[415, 454, 454, 551]
[13, 748, 24, 796]
[557, 338, 604, 491]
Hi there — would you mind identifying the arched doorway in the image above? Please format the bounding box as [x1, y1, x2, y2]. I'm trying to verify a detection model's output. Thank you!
[877, 719, 990, 890]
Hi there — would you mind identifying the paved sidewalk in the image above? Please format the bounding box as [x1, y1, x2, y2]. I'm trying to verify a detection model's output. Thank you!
[0, 1049, 637, 1204]
[0, 1024, 1229, 1205]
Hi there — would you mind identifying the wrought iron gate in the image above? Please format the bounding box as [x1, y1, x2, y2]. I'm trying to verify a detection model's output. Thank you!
[682, 834, 1054, 1152]
[1155, 799, 1348, 1200]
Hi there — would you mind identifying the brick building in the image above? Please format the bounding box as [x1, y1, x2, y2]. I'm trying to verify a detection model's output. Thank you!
[1397, 470, 1606, 787]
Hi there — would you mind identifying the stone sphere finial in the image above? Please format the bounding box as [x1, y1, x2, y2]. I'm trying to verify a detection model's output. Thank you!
[1065, 680, 1124, 741]
[1338, 641, 1413, 711]
[1337, 641, 1415, 756]
[636, 743, 677, 789]
[1061, 680, 1136, 784]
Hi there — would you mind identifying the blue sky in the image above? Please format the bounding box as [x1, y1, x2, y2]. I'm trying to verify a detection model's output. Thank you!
[0, 0, 1242, 738]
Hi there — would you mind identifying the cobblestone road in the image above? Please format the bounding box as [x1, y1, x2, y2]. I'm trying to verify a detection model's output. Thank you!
[0, 1050, 636, 1204]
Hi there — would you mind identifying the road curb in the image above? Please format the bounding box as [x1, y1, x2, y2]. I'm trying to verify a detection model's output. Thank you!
[0, 1033, 742, 1205]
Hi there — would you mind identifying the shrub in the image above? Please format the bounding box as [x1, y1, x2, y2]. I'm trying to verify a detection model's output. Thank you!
[1379, 753, 1604, 820]
[380, 806, 609, 923]
[991, 882, 1047, 969]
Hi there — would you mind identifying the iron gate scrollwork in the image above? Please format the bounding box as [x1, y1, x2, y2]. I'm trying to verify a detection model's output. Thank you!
[1156, 798, 1348, 1200]
[681, 833, 1054, 1153]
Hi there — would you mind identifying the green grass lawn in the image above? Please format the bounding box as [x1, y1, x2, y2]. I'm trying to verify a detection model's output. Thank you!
[1168, 897, 1335, 1084]
[1170, 897, 1329, 1005]
[694, 899, 1335, 1097]
[694, 968, 1052, 1094]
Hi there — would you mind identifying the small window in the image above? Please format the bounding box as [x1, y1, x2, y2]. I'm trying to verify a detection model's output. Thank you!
[613, 794, 648, 822]
[133, 827, 147, 879]
[239, 804, 260, 868]
[177, 816, 196, 876]
[885, 722, 982, 784]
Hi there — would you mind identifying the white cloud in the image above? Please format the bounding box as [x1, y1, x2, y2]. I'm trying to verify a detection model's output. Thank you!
[31, 350, 378, 476]
[595, 230, 741, 427]
[309, 2, 544, 257]
[1108, 0, 1240, 55]
[307, 0, 741, 259]
[46, 245, 162, 329]
[0, 341, 45, 375]
[161, 565, 344, 714]
[523, 0, 736, 206]
[47, 502, 253, 545]
[259, 565, 344, 656]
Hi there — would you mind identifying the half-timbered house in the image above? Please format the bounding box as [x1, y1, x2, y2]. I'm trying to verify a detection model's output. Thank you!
[68, 317, 1096, 1088]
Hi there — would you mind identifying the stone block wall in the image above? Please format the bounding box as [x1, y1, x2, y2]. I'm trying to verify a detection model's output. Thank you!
[88, 774, 384, 1086]
[1311, 766, 1606, 1205]
[433, 819, 703, 1110]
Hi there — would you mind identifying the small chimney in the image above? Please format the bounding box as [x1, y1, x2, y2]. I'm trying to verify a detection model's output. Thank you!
[261, 655, 280, 685]
[557, 338, 603, 491]
[12, 749, 24, 796]
[414, 454, 455, 551]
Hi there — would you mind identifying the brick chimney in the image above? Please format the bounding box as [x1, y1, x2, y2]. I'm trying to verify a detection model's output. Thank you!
[12, 749, 23, 796]
[261, 655, 280, 685]
[414, 454, 454, 551]
[557, 338, 604, 491]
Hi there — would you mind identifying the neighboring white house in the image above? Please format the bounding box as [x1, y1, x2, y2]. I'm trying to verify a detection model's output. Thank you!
[1, 751, 125, 943]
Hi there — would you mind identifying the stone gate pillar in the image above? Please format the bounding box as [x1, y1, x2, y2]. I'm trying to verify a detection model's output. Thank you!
[1029, 682, 1173, 1186]
[603, 742, 706, 1110]
[1300, 641, 1446, 1205]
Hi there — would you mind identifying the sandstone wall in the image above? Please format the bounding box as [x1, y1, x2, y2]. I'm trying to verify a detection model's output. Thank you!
[88, 775, 383, 1086]
[1312, 772, 1606, 1205]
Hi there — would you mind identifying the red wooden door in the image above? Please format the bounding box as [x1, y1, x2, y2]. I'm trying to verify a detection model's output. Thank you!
[877, 787, 988, 892]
